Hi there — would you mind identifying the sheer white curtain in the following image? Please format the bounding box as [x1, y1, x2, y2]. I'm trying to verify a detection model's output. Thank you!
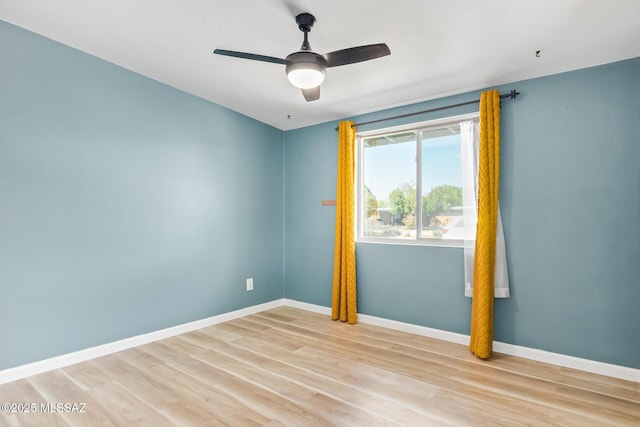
[461, 119, 510, 298]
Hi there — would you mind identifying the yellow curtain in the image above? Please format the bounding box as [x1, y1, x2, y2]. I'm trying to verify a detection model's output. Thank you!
[331, 121, 357, 324]
[469, 90, 501, 359]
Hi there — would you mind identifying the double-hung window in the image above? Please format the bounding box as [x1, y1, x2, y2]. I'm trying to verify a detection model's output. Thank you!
[356, 113, 479, 246]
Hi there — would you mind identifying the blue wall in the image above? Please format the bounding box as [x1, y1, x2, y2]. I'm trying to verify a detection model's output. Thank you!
[0, 21, 284, 370]
[284, 57, 640, 369]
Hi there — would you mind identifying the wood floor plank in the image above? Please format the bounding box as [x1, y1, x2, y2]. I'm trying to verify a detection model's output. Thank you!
[0, 306, 637, 426]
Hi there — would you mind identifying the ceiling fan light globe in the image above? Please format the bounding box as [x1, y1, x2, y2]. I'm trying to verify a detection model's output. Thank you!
[287, 67, 325, 89]
[285, 53, 327, 89]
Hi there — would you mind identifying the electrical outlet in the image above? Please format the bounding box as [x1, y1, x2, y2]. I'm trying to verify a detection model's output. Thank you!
[246, 278, 254, 291]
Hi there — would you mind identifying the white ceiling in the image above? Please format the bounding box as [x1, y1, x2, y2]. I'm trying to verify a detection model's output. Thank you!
[2, 1, 639, 131]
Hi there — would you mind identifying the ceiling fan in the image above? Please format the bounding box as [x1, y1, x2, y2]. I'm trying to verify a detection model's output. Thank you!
[214, 13, 390, 102]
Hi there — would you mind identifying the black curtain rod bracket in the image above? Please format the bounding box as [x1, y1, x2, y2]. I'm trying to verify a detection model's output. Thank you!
[335, 90, 520, 131]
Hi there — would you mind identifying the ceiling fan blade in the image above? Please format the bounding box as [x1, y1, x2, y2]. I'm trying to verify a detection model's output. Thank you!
[302, 86, 320, 102]
[213, 49, 287, 65]
[323, 43, 390, 67]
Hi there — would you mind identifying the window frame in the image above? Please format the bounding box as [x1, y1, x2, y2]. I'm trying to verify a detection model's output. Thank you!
[355, 112, 479, 248]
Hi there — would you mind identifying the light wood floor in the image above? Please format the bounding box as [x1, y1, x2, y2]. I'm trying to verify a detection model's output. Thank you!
[1, 307, 638, 426]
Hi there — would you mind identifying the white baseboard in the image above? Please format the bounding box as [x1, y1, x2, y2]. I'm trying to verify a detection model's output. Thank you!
[282, 299, 470, 345]
[2, 298, 638, 385]
[282, 298, 331, 316]
[491, 341, 640, 383]
[0, 299, 284, 385]
[283, 299, 640, 383]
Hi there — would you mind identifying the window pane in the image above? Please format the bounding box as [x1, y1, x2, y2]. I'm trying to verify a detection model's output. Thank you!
[362, 132, 416, 239]
[357, 114, 478, 246]
[420, 126, 465, 239]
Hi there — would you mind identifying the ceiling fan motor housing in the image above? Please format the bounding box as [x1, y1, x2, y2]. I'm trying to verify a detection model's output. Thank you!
[296, 13, 316, 32]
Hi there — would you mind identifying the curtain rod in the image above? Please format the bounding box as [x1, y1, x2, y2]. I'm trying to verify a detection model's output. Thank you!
[335, 89, 520, 131]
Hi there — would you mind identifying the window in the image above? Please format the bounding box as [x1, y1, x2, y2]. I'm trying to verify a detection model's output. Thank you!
[356, 113, 478, 246]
